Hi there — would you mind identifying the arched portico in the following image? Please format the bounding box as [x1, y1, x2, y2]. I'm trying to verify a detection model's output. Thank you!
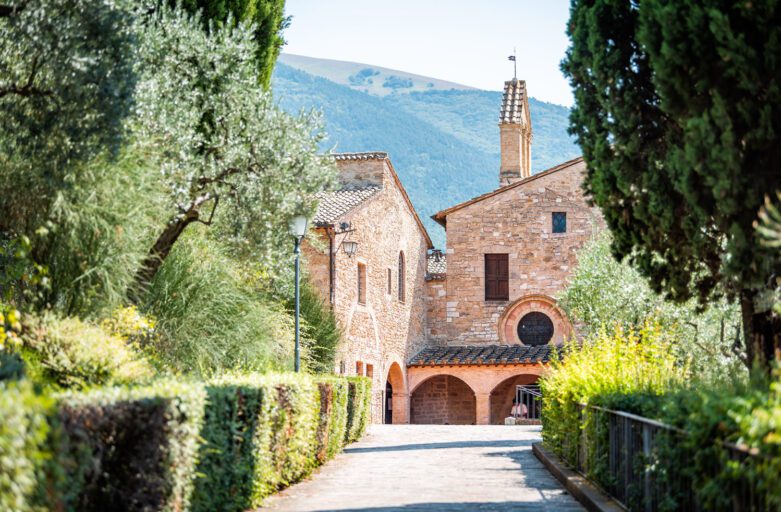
[410, 374, 476, 425]
[384, 361, 408, 424]
[407, 363, 547, 425]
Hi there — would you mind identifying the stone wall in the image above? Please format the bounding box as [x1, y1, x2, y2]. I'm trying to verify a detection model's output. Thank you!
[441, 159, 604, 345]
[303, 156, 431, 423]
[410, 375, 476, 425]
[425, 278, 448, 345]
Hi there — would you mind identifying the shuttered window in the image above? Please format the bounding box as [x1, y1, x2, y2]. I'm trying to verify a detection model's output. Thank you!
[485, 254, 509, 301]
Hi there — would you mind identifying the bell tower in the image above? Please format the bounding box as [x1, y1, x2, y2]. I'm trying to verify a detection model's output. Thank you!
[498, 78, 532, 186]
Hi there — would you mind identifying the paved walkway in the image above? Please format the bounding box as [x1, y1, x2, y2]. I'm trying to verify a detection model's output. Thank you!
[262, 425, 584, 511]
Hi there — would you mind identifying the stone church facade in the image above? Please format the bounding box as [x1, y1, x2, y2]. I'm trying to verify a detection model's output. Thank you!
[304, 78, 603, 424]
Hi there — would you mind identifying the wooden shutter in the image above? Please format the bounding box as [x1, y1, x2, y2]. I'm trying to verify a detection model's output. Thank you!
[485, 254, 509, 300]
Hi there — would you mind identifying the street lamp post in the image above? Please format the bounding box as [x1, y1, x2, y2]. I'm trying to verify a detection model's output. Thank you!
[288, 215, 308, 373]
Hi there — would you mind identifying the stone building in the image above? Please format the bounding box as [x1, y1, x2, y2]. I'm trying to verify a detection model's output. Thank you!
[305, 78, 603, 425]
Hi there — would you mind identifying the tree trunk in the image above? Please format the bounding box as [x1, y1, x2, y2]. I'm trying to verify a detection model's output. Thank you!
[739, 289, 781, 373]
[128, 209, 199, 303]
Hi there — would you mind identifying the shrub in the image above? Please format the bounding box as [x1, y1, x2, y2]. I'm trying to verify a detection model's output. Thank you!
[540, 323, 689, 466]
[0, 380, 52, 512]
[142, 231, 296, 376]
[190, 374, 359, 511]
[0, 374, 369, 511]
[558, 233, 744, 377]
[53, 381, 206, 511]
[19, 314, 154, 389]
[345, 377, 372, 443]
[290, 277, 341, 374]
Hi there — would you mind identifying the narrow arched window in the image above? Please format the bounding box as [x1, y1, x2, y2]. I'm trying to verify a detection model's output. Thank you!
[398, 251, 405, 303]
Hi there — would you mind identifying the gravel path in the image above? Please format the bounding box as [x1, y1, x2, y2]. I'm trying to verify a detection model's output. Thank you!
[261, 424, 584, 511]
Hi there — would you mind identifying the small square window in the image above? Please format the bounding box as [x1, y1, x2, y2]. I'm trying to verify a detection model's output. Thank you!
[366, 364, 374, 378]
[552, 212, 567, 233]
[356, 361, 364, 376]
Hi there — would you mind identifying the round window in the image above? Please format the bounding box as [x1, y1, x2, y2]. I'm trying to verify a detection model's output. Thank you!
[517, 312, 554, 346]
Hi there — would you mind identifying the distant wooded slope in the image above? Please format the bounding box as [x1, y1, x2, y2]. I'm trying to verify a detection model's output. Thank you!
[271, 58, 579, 247]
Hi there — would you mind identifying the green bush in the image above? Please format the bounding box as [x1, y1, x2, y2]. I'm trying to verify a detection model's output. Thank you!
[0, 373, 369, 511]
[345, 377, 372, 443]
[142, 230, 296, 376]
[53, 381, 206, 511]
[0, 380, 52, 512]
[19, 313, 154, 390]
[558, 233, 744, 378]
[541, 323, 781, 509]
[190, 373, 361, 512]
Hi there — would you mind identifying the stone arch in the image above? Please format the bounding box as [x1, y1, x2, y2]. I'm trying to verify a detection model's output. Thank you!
[489, 374, 541, 424]
[384, 361, 406, 424]
[410, 374, 476, 425]
[498, 294, 572, 345]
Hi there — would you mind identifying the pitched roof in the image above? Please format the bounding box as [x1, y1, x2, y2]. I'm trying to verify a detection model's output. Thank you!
[499, 79, 529, 126]
[333, 151, 389, 161]
[432, 156, 585, 227]
[426, 253, 446, 279]
[328, 152, 434, 249]
[409, 344, 557, 367]
[313, 185, 381, 226]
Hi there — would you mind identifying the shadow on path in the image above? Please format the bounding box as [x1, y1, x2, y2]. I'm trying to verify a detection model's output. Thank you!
[344, 439, 532, 454]
[317, 500, 581, 511]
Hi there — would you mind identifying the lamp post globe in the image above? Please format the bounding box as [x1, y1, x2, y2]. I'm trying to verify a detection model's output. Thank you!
[289, 215, 308, 373]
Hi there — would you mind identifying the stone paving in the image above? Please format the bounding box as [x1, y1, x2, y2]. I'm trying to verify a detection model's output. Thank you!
[261, 425, 584, 511]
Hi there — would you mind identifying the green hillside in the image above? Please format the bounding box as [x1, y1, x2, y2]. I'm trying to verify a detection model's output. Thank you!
[271, 61, 579, 247]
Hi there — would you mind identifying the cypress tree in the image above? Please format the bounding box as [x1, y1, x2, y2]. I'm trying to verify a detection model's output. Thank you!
[176, 0, 288, 87]
[562, 0, 781, 369]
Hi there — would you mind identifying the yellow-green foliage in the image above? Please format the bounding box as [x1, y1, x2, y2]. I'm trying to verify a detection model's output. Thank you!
[21, 314, 154, 389]
[540, 323, 689, 464]
[345, 377, 372, 443]
[0, 380, 52, 512]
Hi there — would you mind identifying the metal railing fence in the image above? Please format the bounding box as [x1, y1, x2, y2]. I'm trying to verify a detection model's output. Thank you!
[514, 385, 542, 420]
[568, 404, 770, 511]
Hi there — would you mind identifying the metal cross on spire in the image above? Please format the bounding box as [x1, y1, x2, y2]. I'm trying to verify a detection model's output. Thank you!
[508, 48, 517, 80]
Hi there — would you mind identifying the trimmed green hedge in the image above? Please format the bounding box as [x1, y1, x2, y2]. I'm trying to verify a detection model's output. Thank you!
[0, 381, 52, 512]
[0, 374, 371, 512]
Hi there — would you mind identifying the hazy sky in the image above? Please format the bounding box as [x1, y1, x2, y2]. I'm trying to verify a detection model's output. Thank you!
[283, 1, 574, 106]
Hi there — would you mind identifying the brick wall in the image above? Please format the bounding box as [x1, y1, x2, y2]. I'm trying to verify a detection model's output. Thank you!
[410, 375, 476, 425]
[441, 160, 604, 345]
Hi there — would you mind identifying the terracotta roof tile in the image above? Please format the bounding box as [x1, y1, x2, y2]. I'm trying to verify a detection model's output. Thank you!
[408, 344, 557, 367]
[313, 185, 381, 226]
[499, 79, 527, 124]
[332, 151, 388, 161]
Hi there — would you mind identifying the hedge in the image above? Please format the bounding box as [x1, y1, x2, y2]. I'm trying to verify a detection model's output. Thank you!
[0, 374, 371, 512]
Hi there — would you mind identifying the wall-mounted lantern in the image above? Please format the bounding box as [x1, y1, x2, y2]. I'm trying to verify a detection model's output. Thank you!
[342, 240, 358, 256]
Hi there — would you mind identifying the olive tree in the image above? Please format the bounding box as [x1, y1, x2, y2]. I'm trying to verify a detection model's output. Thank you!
[130, 6, 335, 297]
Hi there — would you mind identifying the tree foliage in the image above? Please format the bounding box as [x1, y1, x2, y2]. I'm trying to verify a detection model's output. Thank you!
[559, 233, 744, 376]
[131, 6, 335, 294]
[0, 0, 136, 236]
[176, 0, 288, 87]
[563, 0, 781, 367]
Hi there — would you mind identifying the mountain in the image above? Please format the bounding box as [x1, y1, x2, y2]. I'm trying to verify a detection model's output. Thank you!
[271, 55, 579, 248]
